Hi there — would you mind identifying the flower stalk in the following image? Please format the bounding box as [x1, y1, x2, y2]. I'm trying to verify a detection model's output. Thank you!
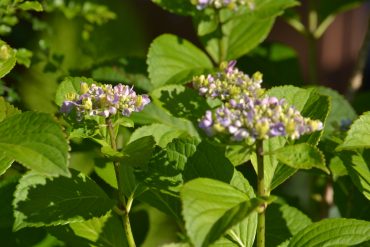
[106, 118, 136, 247]
[256, 139, 266, 247]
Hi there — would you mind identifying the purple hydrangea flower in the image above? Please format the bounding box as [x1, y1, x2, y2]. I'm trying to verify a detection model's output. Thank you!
[61, 82, 150, 120]
[191, 0, 255, 10]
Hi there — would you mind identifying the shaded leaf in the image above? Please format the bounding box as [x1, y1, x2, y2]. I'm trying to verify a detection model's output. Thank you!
[0, 40, 16, 78]
[151, 0, 196, 16]
[13, 170, 114, 230]
[266, 203, 312, 246]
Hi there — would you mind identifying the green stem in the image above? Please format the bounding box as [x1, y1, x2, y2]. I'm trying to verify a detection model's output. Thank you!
[217, 10, 225, 64]
[256, 140, 266, 247]
[106, 118, 136, 247]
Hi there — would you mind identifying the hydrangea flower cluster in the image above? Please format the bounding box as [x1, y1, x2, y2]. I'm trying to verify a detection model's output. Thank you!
[195, 62, 323, 143]
[193, 61, 264, 101]
[61, 82, 150, 119]
[191, 0, 254, 10]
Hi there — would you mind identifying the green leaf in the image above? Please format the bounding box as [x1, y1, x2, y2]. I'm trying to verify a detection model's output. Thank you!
[55, 77, 97, 106]
[69, 211, 127, 247]
[15, 48, 33, 68]
[288, 218, 370, 247]
[337, 112, 370, 151]
[123, 136, 156, 168]
[0, 96, 21, 122]
[150, 84, 209, 124]
[18, 1, 43, 11]
[274, 143, 329, 174]
[195, 8, 219, 36]
[316, 86, 357, 136]
[0, 112, 70, 177]
[184, 141, 234, 183]
[13, 170, 114, 231]
[0, 97, 21, 174]
[203, 14, 274, 62]
[147, 34, 213, 89]
[266, 203, 312, 246]
[0, 40, 16, 78]
[266, 86, 330, 190]
[151, 0, 196, 16]
[181, 178, 263, 247]
[334, 176, 370, 220]
[338, 150, 370, 200]
[252, 0, 299, 19]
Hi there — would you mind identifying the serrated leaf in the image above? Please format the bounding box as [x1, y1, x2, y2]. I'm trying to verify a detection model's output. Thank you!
[18, 1, 43, 11]
[274, 143, 329, 173]
[338, 150, 370, 200]
[13, 170, 114, 231]
[184, 141, 234, 183]
[69, 211, 127, 247]
[288, 218, 370, 247]
[202, 14, 274, 62]
[150, 84, 209, 123]
[0, 112, 69, 177]
[337, 112, 370, 151]
[151, 0, 196, 16]
[266, 203, 312, 246]
[0, 40, 16, 78]
[147, 34, 213, 89]
[122, 136, 155, 168]
[55, 77, 97, 106]
[266, 86, 330, 190]
[181, 178, 263, 247]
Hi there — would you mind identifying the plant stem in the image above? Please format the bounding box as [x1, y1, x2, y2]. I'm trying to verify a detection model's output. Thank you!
[256, 140, 266, 247]
[106, 118, 136, 247]
[217, 10, 226, 64]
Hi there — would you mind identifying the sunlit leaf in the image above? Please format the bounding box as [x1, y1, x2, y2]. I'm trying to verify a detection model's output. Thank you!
[0, 112, 69, 177]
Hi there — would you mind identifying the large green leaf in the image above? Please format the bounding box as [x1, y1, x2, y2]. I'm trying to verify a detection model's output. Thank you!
[337, 112, 370, 151]
[147, 34, 213, 89]
[183, 141, 234, 183]
[135, 138, 199, 222]
[151, 0, 196, 16]
[69, 211, 127, 247]
[55, 77, 97, 106]
[265, 86, 330, 190]
[13, 170, 114, 230]
[0, 112, 69, 177]
[0, 40, 16, 78]
[274, 143, 329, 174]
[288, 218, 370, 246]
[338, 150, 370, 200]
[122, 136, 156, 169]
[150, 84, 209, 123]
[0, 97, 21, 175]
[129, 104, 199, 147]
[203, 13, 274, 62]
[266, 203, 312, 246]
[181, 178, 263, 247]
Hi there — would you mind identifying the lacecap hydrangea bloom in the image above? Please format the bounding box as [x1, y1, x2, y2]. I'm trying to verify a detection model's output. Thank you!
[191, 0, 254, 10]
[194, 62, 323, 143]
[193, 60, 264, 101]
[61, 82, 150, 120]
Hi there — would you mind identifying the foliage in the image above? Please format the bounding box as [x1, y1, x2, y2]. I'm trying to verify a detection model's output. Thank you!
[0, 0, 369, 247]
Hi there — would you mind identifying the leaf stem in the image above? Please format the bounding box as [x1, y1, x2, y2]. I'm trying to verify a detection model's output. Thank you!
[307, 0, 318, 84]
[217, 10, 226, 64]
[106, 118, 136, 247]
[256, 140, 266, 247]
